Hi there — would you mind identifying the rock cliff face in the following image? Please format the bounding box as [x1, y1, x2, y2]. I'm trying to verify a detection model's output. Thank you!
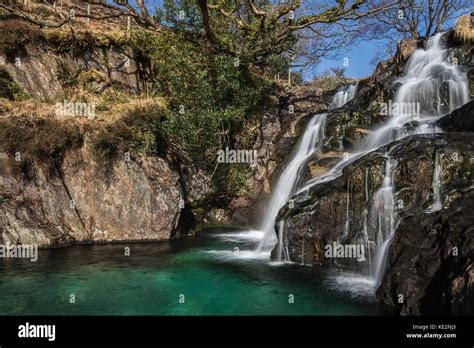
[377, 191, 474, 315]
[0, 20, 144, 99]
[0, 146, 183, 246]
[274, 31, 473, 314]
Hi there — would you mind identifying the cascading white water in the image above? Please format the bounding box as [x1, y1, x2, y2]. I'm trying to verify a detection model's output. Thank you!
[331, 84, 358, 109]
[361, 33, 470, 151]
[297, 33, 470, 195]
[286, 32, 470, 290]
[368, 33, 469, 284]
[256, 113, 327, 255]
[275, 220, 286, 261]
[371, 156, 397, 283]
[431, 149, 443, 212]
[343, 179, 350, 238]
[256, 83, 358, 256]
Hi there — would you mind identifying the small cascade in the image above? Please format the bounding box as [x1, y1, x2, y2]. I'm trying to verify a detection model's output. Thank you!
[275, 220, 285, 261]
[361, 33, 470, 152]
[431, 149, 443, 212]
[300, 229, 305, 265]
[331, 83, 358, 109]
[343, 179, 350, 238]
[256, 83, 359, 256]
[361, 208, 371, 275]
[362, 168, 371, 275]
[256, 113, 328, 254]
[365, 167, 369, 202]
[371, 156, 397, 284]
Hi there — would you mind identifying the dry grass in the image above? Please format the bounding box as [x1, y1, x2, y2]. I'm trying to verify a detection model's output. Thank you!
[0, 99, 56, 118]
[0, 93, 165, 122]
[455, 15, 474, 43]
[0, 19, 43, 49]
[0, 93, 166, 171]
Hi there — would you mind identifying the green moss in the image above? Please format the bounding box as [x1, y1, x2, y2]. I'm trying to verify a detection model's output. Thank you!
[56, 58, 81, 88]
[0, 66, 29, 101]
[45, 30, 125, 55]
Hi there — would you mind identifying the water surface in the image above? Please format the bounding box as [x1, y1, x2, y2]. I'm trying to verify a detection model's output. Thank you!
[0, 228, 386, 315]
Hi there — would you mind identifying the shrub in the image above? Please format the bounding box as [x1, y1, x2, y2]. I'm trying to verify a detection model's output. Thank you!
[0, 19, 43, 49]
[90, 104, 166, 165]
[455, 16, 474, 43]
[129, 31, 270, 172]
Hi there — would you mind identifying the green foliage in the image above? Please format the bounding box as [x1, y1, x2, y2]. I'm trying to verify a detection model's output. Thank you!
[90, 106, 166, 165]
[129, 30, 270, 192]
[56, 58, 81, 88]
[214, 163, 251, 196]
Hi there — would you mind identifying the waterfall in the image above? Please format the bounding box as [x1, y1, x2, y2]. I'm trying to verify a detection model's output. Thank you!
[343, 179, 350, 238]
[368, 33, 469, 284]
[256, 113, 328, 255]
[284, 32, 469, 289]
[275, 220, 285, 261]
[356, 168, 371, 275]
[331, 83, 358, 109]
[298, 33, 470, 195]
[361, 33, 470, 152]
[431, 149, 443, 212]
[371, 156, 397, 284]
[257, 83, 358, 256]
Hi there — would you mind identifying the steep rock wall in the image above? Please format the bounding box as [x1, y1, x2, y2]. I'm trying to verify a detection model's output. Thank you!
[0, 146, 183, 246]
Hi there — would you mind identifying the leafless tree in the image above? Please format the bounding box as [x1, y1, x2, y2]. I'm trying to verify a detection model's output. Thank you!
[363, 0, 471, 43]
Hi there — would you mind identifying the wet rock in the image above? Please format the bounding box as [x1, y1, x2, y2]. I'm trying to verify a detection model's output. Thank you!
[376, 192, 474, 315]
[277, 132, 474, 312]
[436, 100, 474, 132]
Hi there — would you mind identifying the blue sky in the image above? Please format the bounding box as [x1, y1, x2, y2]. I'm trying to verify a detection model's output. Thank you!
[310, 40, 382, 79]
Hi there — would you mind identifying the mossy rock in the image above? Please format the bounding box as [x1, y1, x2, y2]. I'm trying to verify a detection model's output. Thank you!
[0, 66, 29, 100]
[79, 70, 108, 84]
[78, 70, 109, 92]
